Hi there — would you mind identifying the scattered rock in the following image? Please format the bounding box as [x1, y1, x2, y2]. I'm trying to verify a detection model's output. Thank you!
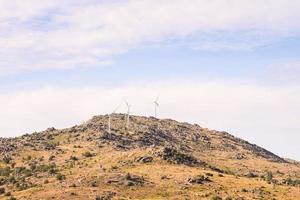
[95, 191, 116, 200]
[136, 156, 153, 163]
[245, 172, 258, 178]
[107, 173, 145, 186]
[161, 147, 202, 167]
[187, 175, 211, 184]
[235, 153, 246, 160]
[161, 175, 170, 180]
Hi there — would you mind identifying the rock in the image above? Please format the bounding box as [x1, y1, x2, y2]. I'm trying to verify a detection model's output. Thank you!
[136, 156, 153, 163]
[124, 173, 144, 186]
[107, 173, 145, 186]
[187, 175, 211, 184]
[245, 172, 258, 178]
[235, 153, 246, 160]
[161, 147, 202, 166]
[46, 127, 56, 132]
[95, 191, 116, 200]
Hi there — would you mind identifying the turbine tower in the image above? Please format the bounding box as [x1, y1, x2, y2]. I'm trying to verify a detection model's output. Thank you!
[154, 96, 159, 118]
[108, 105, 120, 133]
[125, 101, 131, 128]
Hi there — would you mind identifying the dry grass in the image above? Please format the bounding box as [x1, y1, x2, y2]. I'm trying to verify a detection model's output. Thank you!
[0, 114, 299, 200]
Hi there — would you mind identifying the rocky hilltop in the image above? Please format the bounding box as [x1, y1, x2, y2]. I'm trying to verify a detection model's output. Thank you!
[0, 114, 300, 200]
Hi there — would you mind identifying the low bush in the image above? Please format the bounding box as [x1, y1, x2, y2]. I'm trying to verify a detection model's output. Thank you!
[82, 151, 94, 158]
[282, 178, 300, 186]
[0, 167, 11, 177]
[56, 174, 66, 181]
[0, 187, 5, 194]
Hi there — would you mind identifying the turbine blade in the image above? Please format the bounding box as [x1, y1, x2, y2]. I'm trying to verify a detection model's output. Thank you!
[155, 96, 159, 102]
[113, 104, 120, 113]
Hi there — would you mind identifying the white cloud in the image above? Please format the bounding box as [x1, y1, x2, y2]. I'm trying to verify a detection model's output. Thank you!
[1, 0, 300, 74]
[266, 60, 300, 83]
[1, 80, 300, 160]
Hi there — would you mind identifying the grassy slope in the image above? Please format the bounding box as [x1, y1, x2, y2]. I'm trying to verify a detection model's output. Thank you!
[0, 115, 300, 200]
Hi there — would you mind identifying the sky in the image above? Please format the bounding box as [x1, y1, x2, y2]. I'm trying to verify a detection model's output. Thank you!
[0, 0, 300, 160]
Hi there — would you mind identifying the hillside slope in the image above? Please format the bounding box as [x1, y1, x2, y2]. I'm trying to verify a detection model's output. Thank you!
[0, 114, 300, 200]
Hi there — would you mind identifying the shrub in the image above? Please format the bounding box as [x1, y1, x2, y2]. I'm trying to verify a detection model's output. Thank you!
[56, 174, 66, 181]
[211, 195, 222, 200]
[35, 163, 57, 174]
[14, 167, 32, 178]
[70, 156, 78, 161]
[16, 182, 30, 191]
[246, 172, 258, 178]
[48, 155, 55, 161]
[91, 181, 97, 187]
[188, 175, 211, 184]
[265, 171, 273, 183]
[282, 178, 300, 186]
[206, 172, 214, 177]
[70, 183, 76, 187]
[10, 163, 16, 169]
[82, 152, 94, 158]
[2, 156, 12, 164]
[4, 192, 11, 196]
[0, 178, 5, 186]
[26, 155, 32, 161]
[0, 167, 11, 177]
[8, 176, 16, 184]
[95, 196, 101, 200]
[0, 187, 5, 194]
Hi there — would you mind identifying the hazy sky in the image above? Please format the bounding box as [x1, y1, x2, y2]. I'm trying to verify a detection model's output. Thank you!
[0, 0, 300, 160]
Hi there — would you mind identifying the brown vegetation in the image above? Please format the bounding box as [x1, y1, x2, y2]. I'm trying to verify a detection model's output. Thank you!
[0, 114, 300, 200]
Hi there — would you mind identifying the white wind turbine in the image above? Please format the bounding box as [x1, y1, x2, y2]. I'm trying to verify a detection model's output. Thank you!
[125, 101, 131, 128]
[108, 105, 120, 133]
[154, 96, 159, 118]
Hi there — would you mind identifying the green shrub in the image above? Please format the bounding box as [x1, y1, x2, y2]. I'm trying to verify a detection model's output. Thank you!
[265, 171, 273, 183]
[35, 163, 57, 174]
[211, 195, 222, 200]
[0, 167, 11, 177]
[15, 183, 26, 191]
[82, 152, 94, 158]
[56, 174, 66, 181]
[8, 176, 16, 184]
[282, 177, 300, 186]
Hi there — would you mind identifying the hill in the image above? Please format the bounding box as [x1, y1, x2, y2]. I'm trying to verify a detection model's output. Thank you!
[0, 114, 300, 200]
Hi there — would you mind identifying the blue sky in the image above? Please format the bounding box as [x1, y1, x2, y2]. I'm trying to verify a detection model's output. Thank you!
[1, 0, 300, 160]
[2, 34, 300, 90]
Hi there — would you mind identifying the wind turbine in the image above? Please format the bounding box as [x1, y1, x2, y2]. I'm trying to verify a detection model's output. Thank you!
[125, 101, 131, 128]
[154, 96, 159, 118]
[108, 105, 120, 133]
